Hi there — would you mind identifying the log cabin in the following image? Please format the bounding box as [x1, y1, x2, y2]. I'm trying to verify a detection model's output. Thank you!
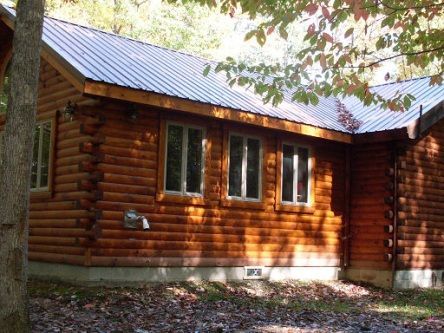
[0, 5, 443, 288]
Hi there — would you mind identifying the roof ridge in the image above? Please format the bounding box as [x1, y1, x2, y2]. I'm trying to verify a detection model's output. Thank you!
[4, 4, 216, 65]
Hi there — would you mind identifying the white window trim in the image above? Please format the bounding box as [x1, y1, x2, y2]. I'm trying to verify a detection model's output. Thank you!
[31, 120, 53, 192]
[227, 133, 262, 201]
[280, 142, 312, 206]
[164, 122, 206, 197]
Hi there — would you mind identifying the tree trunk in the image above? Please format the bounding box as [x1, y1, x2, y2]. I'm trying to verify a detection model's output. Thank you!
[0, 1, 45, 332]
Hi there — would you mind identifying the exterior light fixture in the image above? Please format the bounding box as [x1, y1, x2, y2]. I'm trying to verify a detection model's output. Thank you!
[128, 104, 138, 121]
[63, 101, 76, 121]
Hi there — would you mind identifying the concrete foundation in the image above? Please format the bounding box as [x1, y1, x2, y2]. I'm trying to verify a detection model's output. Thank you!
[394, 269, 444, 289]
[30, 262, 444, 289]
[344, 268, 393, 289]
[29, 262, 340, 286]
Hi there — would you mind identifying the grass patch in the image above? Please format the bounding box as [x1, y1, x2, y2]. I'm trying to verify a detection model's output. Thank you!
[197, 282, 235, 302]
[196, 282, 353, 313]
[375, 288, 444, 320]
[291, 299, 353, 313]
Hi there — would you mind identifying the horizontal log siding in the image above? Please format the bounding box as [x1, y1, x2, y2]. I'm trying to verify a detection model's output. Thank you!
[0, 59, 96, 266]
[397, 120, 444, 270]
[92, 106, 346, 267]
[349, 143, 393, 270]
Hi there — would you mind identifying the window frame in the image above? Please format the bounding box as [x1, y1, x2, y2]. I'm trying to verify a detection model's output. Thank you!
[227, 132, 263, 202]
[163, 121, 206, 197]
[30, 119, 54, 193]
[1, 117, 55, 195]
[278, 141, 313, 208]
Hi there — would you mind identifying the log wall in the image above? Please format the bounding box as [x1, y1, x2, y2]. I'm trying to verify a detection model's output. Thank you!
[349, 143, 394, 270]
[0, 49, 347, 269]
[397, 120, 444, 270]
[0, 59, 98, 266]
[86, 104, 346, 267]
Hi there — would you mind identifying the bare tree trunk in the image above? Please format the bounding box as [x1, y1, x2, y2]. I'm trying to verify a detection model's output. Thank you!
[0, 1, 45, 332]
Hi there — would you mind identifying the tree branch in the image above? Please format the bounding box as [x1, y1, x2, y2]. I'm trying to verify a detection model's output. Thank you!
[378, 0, 444, 11]
[344, 46, 444, 69]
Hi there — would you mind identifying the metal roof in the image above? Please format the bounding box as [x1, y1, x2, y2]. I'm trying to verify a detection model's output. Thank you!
[1, 5, 443, 134]
[343, 78, 444, 134]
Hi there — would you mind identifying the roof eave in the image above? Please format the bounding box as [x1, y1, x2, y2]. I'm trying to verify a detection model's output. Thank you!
[353, 128, 409, 144]
[83, 79, 353, 144]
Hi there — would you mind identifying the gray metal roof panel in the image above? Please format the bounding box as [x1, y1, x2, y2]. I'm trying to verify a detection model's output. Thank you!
[2, 5, 442, 135]
[36, 11, 351, 132]
[343, 77, 444, 133]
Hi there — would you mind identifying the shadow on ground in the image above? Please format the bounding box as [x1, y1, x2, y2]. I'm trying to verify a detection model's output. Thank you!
[28, 280, 444, 332]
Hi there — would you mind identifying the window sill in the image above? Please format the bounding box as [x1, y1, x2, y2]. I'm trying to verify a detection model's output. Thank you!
[156, 192, 214, 206]
[221, 198, 267, 210]
[275, 203, 315, 214]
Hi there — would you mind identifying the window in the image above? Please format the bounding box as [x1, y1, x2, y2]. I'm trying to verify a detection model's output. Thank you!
[0, 61, 10, 113]
[281, 144, 311, 205]
[228, 134, 262, 200]
[164, 123, 204, 195]
[31, 121, 52, 191]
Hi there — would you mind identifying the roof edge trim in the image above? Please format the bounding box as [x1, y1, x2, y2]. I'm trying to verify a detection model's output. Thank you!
[353, 128, 409, 144]
[83, 79, 353, 144]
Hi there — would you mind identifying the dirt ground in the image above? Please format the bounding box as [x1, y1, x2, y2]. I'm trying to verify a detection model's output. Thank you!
[29, 280, 444, 333]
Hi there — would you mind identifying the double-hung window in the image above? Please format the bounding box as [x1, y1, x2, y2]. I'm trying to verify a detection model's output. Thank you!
[281, 143, 311, 205]
[31, 121, 52, 191]
[164, 123, 205, 196]
[228, 134, 262, 200]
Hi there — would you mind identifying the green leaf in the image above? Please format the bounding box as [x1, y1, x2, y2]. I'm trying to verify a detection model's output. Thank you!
[279, 26, 288, 40]
[403, 96, 412, 110]
[309, 35, 318, 46]
[344, 28, 354, 38]
[256, 29, 267, 46]
[309, 93, 319, 105]
[244, 30, 256, 42]
[203, 65, 211, 77]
